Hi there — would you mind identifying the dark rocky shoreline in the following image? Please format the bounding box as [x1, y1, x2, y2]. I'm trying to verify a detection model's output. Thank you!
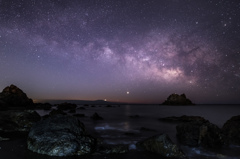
[1, 108, 240, 159]
[1, 85, 240, 159]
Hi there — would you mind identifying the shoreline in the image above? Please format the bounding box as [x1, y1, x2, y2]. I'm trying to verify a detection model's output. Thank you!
[1, 105, 240, 159]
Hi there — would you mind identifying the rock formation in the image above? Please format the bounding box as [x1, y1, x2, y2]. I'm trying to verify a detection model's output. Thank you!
[0, 84, 34, 109]
[137, 134, 187, 159]
[0, 110, 41, 133]
[27, 115, 96, 156]
[176, 120, 225, 148]
[162, 93, 194, 105]
[91, 112, 103, 120]
[222, 115, 240, 145]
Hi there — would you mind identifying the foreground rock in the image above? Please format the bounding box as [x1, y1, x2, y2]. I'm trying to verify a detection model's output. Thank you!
[137, 134, 187, 158]
[162, 93, 194, 105]
[27, 115, 96, 156]
[0, 110, 41, 133]
[222, 115, 240, 145]
[0, 84, 34, 109]
[96, 144, 129, 154]
[159, 115, 208, 123]
[176, 120, 225, 148]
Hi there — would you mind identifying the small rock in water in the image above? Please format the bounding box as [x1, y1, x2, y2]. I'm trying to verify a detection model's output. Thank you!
[91, 112, 103, 120]
[57, 102, 77, 110]
[0, 136, 9, 141]
[129, 144, 136, 150]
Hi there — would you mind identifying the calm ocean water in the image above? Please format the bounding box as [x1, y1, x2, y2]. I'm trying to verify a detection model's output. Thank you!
[37, 104, 240, 159]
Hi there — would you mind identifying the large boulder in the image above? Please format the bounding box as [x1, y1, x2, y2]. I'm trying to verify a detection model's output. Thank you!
[222, 115, 240, 145]
[137, 134, 187, 158]
[176, 121, 225, 148]
[0, 110, 41, 133]
[27, 115, 96, 156]
[162, 93, 194, 105]
[0, 84, 34, 108]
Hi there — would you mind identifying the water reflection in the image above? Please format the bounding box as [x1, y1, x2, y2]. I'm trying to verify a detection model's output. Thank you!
[124, 105, 131, 116]
[123, 121, 130, 131]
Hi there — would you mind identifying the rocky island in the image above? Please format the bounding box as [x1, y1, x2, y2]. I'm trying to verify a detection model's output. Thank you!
[0, 84, 34, 110]
[162, 93, 194, 105]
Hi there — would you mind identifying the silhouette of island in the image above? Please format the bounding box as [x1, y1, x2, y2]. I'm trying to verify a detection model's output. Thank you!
[162, 93, 194, 105]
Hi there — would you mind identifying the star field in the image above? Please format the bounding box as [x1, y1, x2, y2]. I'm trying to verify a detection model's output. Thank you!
[0, 0, 240, 104]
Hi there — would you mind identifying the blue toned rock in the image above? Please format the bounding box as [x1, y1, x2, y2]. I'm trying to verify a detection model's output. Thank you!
[137, 134, 187, 158]
[27, 115, 96, 156]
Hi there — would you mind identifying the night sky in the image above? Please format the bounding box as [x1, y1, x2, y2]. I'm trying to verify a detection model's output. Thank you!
[0, 0, 240, 104]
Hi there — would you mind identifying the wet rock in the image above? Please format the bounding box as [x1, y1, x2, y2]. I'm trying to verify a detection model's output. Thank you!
[57, 102, 77, 110]
[77, 106, 86, 110]
[0, 136, 9, 141]
[176, 121, 225, 148]
[139, 127, 156, 132]
[91, 112, 103, 120]
[34, 103, 52, 110]
[0, 84, 34, 108]
[124, 132, 136, 136]
[159, 115, 208, 123]
[0, 110, 41, 133]
[73, 113, 85, 117]
[68, 109, 76, 113]
[0, 100, 8, 111]
[27, 115, 96, 156]
[49, 109, 66, 116]
[129, 115, 140, 118]
[96, 144, 129, 154]
[137, 134, 187, 158]
[222, 115, 240, 145]
[162, 93, 194, 105]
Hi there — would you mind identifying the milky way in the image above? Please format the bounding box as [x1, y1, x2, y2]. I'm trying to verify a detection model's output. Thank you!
[0, 0, 240, 104]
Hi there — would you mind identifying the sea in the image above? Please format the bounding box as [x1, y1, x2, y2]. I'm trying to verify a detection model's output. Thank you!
[1, 104, 240, 159]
